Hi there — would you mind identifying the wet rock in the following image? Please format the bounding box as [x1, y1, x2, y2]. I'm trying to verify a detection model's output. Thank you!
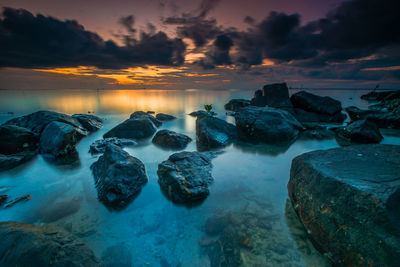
[91, 144, 148, 209]
[345, 106, 400, 129]
[290, 91, 342, 115]
[4, 194, 31, 209]
[152, 130, 192, 150]
[155, 113, 176, 121]
[89, 137, 137, 154]
[72, 114, 103, 132]
[0, 221, 102, 266]
[250, 83, 292, 108]
[130, 111, 162, 127]
[189, 110, 217, 117]
[360, 90, 396, 101]
[284, 107, 346, 123]
[157, 151, 217, 204]
[103, 118, 157, 139]
[224, 99, 250, 111]
[234, 106, 304, 145]
[196, 115, 237, 151]
[39, 121, 86, 163]
[335, 120, 383, 145]
[288, 144, 400, 266]
[0, 195, 8, 206]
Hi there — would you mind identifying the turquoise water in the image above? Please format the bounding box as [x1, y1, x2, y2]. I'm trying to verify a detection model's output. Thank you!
[0, 89, 399, 266]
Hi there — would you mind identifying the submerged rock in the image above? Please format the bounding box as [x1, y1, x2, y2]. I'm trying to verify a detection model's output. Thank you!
[335, 120, 383, 145]
[103, 118, 157, 139]
[157, 151, 217, 204]
[152, 130, 192, 150]
[196, 115, 237, 151]
[130, 111, 162, 127]
[345, 106, 400, 129]
[91, 144, 148, 209]
[0, 221, 102, 266]
[234, 106, 304, 145]
[224, 99, 250, 111]
[288, 144, 400, 266]
[155, 113, 176, 121]
[89, 137, 137, 154]
[290, 91, 342, 115]
[250, 83, 292, 108]
[72, 114, 103, 132]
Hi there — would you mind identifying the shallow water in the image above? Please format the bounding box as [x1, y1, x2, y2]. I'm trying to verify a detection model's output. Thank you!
[0, 89, 399, 267]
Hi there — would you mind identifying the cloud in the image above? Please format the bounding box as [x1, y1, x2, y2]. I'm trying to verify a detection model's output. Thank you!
[0, 7, 186, 69]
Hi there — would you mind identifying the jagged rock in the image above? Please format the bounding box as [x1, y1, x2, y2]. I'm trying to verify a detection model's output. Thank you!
[290, 91, 342, 115]
[345, 106, 400, 129]
[152, 130, 192, 150]
[234, 106, 304, 145]
[130, 111, 162, 127]
[360, 90, 396, 101]
[196, 115, 237, 151]
[155, 113, 176, 121]
[288, 144, 400, 266]
[72, 114, 103, 132]
[91, 144, 148, 209]
[189, 110, 217, 117]
[0, 221, 102, 266]
[89, 137, 137, 154]
[157, 151, 217, 204]
[224, 99, 250, 111]
[250, 83, 292, 108]
[103, 118, 157, 139]
[335, 120, 383, 145]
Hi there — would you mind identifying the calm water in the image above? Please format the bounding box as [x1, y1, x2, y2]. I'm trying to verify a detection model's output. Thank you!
[0, 89, 399, 267]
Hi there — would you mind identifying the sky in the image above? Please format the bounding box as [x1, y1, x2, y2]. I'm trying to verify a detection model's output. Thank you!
[0, 0, 399, 90]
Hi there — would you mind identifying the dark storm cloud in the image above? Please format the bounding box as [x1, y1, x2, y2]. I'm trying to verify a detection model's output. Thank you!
[0, 7, 186, 69]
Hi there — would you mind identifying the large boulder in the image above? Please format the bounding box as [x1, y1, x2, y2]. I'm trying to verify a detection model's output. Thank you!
[157, 151, 216, 204]
[290, 91, 342, 115]
[0, 221, 102, 266]
[103, 118, 157, 139]
[89, 137, 136, 154]
[72, 114, 103, 132]
[130, 111, 162, 127]
[335, 120, 383, 145]
[234, 106, 304, 145]
[224, 99, 250, 111]
[39, 121, 86, 163]
[152, 130, 192, 150]
[250, 83, 292, 108]
[155, 113, 176, 121]
[196, 116, 237, 151]
[91, 144, 148, 209]
[345, 106, 400, 129]
[284, 107, 347, 123]
[288, 145, 400, 266]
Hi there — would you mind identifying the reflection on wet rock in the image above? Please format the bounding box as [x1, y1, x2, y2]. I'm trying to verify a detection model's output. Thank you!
[89, 137, 137, 154]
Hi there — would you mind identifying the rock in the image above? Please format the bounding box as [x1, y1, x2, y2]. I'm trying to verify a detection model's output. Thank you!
[287, 144, 400, 266]
[345, 106, 400, 129]
[196, 116, 237, 151]
[103, 118, 157, 139]
[3, 110, 83, 134]
[39, 121, 86, 163]
[224, 99, 250, 111]
[4, 194, 31, 208]
[91, 144, 148, 209]
[147, 111, 155, 114]
[101, 243, 132, 267]
[72, 114, 103, 132]
[189, 110, 217, 117]
[0, 195, 9, 206]
[130, 111, 162, 127]
[360, 90, 396, 101]
[89, 137, 137, 154]
[290, 91, 342, 115]
[155, 113, 176, 121]
[284, 107, 346, 123]
[234, 106, 304, 145]
[0, 221, 102, 266]
[157, 151, 217, 204]
[152, 130, 192, 150]
[335, 120, 383, 145]
[250, 83, 292, 108]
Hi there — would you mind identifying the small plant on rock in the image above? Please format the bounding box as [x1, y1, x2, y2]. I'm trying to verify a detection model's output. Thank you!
[204, 104, 213, 113]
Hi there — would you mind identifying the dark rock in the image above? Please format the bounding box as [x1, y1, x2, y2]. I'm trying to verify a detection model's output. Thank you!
[224, 99, 250, 111]
[335, 120, 383, 145]
[290, 91, 342, 115]
[91, 144, 148, 209]
[360, 90, 396, 101]
[0, 195, 9, 206]
[284, 107, 346, 123]
[157, 151, 217, 204]
[0, 221, 102, 266]
[250, 83, 292, 108]
[152, 130, 192, 150]
[189, 110, 217, 117]
[103, 118, 157, 139]
[345, 106, 400, 129]
[234, 106, 304, 145]
[89, 137, 137, 154]
[0, 153, 37, 172]
[72, 114, 103, 132]
[4, 194, 31, 208]
[130, 111, 162, 127]
[196, 116, 237, 151]
[39, 121, 86, 163]
[288, 144, 400, 266]
[155, 113, 176, 121]
[147, 111, 155, 114]
[300, 128, 335, 140]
